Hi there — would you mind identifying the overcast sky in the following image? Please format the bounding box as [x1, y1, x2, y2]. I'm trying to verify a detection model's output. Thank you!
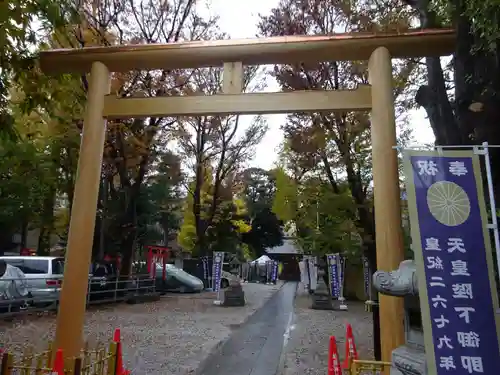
[203, 0, 436, 169]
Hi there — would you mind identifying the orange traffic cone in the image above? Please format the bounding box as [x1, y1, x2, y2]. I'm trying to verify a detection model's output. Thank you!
[341, 323, 358, 369]
[52, 349, 65, 375]
[328, 336, 342, 375]
[113, 328, 130, 375]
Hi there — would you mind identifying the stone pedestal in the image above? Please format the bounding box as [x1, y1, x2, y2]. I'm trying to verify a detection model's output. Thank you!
[223, 280, 246, 307]
[391, 345, 427, 375]
[311, 271, 334, 310]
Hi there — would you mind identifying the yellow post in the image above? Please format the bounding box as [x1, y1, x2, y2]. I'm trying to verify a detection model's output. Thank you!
[368, 46, 406, 362]
[54, 61, 110, 358]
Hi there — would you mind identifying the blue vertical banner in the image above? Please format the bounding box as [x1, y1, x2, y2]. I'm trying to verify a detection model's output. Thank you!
[362, 256, 371, 298]
[271, 260, 278, 283]
[326, 253, 340, 298]
[404, 150, 500, 375]
[212, 252, 225, 295]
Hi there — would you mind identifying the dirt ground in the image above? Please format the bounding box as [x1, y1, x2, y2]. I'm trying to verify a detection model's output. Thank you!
[281, 284, 374, 375]
[0, 282, 283, 375]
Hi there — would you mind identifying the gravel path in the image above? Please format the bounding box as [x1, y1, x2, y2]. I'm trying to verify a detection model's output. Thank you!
[0, 282, 283, 375]
[281, 284, 373, 375]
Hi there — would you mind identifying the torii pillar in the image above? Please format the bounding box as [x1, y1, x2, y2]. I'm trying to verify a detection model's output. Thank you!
[53, 61, 110, 357]
[369, 46, 406, 362]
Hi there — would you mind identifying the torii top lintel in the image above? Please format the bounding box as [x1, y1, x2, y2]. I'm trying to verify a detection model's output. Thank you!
[39, 28, 454, 75]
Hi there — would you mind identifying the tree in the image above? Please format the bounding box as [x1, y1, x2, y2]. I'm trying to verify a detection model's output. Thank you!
[272, 167, 299, 224]
[178, 165, 214, 254]
[241, 168, 277, 217]
[297, 178, 359, 256]
[97, 149, 185, 259]
[241, 207, 283, 257]
[205, 197, 252, 255]
[2, 77, 83, 254]
[178, 168, 253, 256]
[38, 0, 222, 272]
[271, 162, 358, 256]
[0, 1, 82, 253]
[0, 0, 228, 268]
[401, 0, 500, 200]
[0, 138, 49, 252]
[176, 66, 267, 255]
[0, 0, 72, 140]
[240, 168, 283, 256]
[259, 0, 415, 273]
[146, 151, 184, 245]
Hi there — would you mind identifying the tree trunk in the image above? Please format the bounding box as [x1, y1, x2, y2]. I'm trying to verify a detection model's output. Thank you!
[119, 188, 139, 276]
[408, 0, 500, 201]
[37, 190, 56, 255]
[98, 177, 108, 260]
[20, 220, 28, 249]
[452, 4, 500, 202]
[342, 153, 381, 359]
[161, 218, 169, 246]
[120, 226, 137, 276]
[193, 161, 207, 256]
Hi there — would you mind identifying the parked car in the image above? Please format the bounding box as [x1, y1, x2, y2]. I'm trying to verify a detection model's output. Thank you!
[0, 256, 64, 305]
[156, 263, 204, 293]
[130, 261, 204, 294]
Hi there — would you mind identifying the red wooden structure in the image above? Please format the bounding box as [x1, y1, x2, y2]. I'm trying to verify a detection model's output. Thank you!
[20, 248, 35, 256]
[103, 254, 122, 272]
[146, 245, 170, 280]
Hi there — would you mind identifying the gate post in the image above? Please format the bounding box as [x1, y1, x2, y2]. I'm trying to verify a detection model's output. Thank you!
[368, 47, 406, 362]
[54, 61, 111, 358]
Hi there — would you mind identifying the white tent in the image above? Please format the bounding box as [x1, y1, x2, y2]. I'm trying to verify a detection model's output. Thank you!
[251, 255, 272, 264]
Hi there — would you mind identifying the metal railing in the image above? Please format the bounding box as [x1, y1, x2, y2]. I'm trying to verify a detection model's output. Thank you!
[0, 274, 159, 318]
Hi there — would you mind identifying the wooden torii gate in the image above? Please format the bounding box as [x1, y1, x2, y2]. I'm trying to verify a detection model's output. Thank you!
[39, 29, 455, 361]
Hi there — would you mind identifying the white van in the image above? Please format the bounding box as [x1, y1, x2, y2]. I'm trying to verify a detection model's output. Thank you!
[0, 256, 64, 304]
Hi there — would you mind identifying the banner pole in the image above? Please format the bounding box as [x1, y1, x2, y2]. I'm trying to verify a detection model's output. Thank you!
[306, 257, 312, 292]
[338, 256, 348, 311]
[481, 142, 500, 279]
[210, 256, 213, 291]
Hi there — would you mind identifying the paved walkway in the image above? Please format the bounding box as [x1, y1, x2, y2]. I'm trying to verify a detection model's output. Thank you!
[280, 284, 374, 375]
[197, 282, 297, 375]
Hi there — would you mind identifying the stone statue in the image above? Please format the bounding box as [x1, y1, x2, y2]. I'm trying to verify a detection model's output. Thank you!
[373, 260, 419, 297]
[373, 260, 427, 375]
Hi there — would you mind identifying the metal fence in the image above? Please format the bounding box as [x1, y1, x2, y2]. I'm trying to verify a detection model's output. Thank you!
[0, 274, 158, 318]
